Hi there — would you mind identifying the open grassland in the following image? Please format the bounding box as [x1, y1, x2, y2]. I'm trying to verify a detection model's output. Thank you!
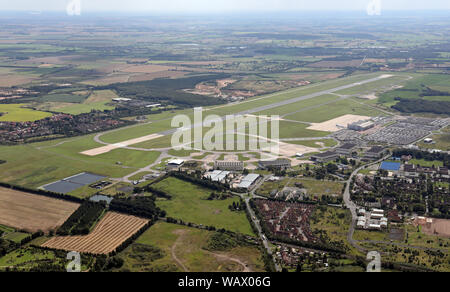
[359, 241, 450, 272]
[0, 246, 92, 271]
[41, 212, 149, 254]
[0, 187, 79, 233]
[310, 206, 360, 256]
[417, 132, 450, 151]
[115, 221, 265, 272]
[0, 104, 52, 122]
[287, 178, 344, 198]
[152, 177, 254, 236]
[55, 90, 117, 115]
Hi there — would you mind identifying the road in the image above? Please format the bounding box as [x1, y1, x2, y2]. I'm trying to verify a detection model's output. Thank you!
[343, 154, 391, 253]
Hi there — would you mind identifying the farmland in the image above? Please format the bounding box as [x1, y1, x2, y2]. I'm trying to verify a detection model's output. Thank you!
[0, 187, 79, 233]
[0, 11, 449, 273]
[0, 104, 51, 122]
[41, 212, 149, 254]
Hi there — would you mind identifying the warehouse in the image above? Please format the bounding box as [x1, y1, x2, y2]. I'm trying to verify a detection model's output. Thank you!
[237, 174, 260, 190]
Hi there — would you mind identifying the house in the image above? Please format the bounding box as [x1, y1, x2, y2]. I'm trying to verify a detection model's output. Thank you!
[258, 159, 291, 170]
[310, 151, 340, 163]
[335, 143, 357, 156]
[214, 161, 244, 171]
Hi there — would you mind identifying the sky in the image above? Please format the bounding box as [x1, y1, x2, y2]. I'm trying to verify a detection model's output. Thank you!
[0, 0, 449, 13]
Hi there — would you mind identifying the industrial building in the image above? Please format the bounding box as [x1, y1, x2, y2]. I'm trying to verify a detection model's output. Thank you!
[363, 146, 386, 160]
[258, 159, 291, 170]
[214, 161, 244, 171]
[335, 143, 357, 156]
[205, 170, 231, 183]
[237, 173, 260, 190]
[310, 151, 340, 163]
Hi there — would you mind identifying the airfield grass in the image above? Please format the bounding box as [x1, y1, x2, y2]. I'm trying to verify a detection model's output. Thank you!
[98, 73, 385, 144]
[152, 177, 254, 236]
[334, 75, 409, 96]
[287, 139, 337, 148]
[0, 104, 52, 122]
[0, 135, 160, 191]
[285, 98, 385, 123]
[115, 222, 264, 272]
[378, 73, 450, 106]
[255, 94, 339, 116]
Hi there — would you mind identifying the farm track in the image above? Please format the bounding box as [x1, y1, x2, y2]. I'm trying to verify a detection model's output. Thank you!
[42, 212, 148, 254]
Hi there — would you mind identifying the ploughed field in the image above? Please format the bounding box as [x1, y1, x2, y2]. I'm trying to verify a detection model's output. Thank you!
[0, 187, 79, 233]
[41, 212, 149, 254]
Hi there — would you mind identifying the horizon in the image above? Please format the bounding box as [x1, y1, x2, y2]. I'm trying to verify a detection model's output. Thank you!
[1, 0, 450, 13]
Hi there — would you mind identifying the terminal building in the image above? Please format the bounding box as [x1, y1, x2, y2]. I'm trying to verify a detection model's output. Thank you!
[348, 120, 375, 131]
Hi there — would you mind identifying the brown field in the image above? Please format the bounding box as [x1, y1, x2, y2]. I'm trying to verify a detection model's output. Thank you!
[0, 187, 79, 233]
[309, 59, 363, 68]
[120, 64, 176, 73]
[128, 71, 188, 82]
[415, 217, 450, 237]
[0, 75, 36, 87]
[81, 74, 131, 86]
[42, 212, 149, 254]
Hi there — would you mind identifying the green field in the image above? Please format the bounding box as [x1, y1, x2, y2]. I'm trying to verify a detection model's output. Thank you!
[152, 177, 254, 236]
[0, 104, 52, 122]
[3, 232, 30, 243]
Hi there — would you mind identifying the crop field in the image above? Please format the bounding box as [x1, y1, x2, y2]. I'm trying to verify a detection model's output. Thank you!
[114, 221, 265, 272]
[0, 104, 52, 122]
[0, 187, 79, 233]
[41, 212, 149, 254]
[152, 177, 254, 236]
